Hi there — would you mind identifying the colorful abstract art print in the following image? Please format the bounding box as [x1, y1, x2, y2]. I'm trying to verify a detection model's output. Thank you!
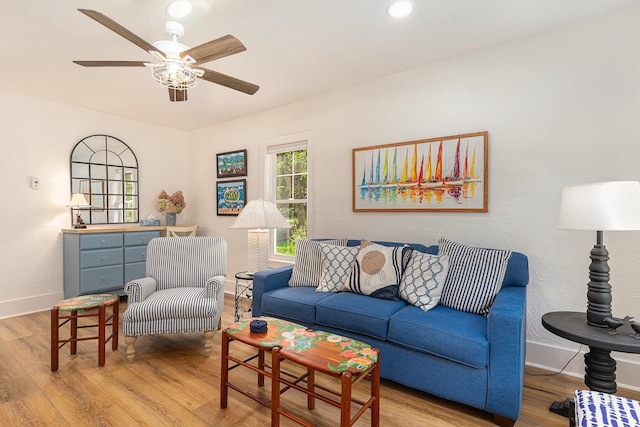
[352, 131, 488, 212]
[216, 179, 246, 216]
[217, 149, 247, 178]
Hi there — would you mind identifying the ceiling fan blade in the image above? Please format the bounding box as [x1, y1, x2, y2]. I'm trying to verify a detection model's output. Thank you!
[78, 9, 161, 55]
[198, 68, 259, 95]
[73, 60, 148, 67]
[181, 35, 246, 65]
[169, 88, 188, 102]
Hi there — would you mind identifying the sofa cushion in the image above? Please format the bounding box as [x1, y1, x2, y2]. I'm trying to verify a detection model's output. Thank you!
[438, 238, 512, 316]
[261, 287, 334, 324]
[388, 304, 489, 369]
[398, 251, 449, 311]
[344, 240, 413, 300]
[317, 243, 359, 292]
[288, 238, 348, 287]
[316, 292, 406, 340]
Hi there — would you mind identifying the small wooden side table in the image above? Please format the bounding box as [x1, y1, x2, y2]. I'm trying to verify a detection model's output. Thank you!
[234, 272, 254, 321]
[51, 294, 119, 371]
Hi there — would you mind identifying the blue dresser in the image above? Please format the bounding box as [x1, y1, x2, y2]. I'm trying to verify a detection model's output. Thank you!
[63, 227, 162, 298]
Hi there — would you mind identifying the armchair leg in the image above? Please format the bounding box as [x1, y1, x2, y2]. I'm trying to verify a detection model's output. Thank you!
[124, 336, 137, 363]
[204, 331, 216, 356]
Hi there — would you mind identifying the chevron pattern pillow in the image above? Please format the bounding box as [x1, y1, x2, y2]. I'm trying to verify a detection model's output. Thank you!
[344, 241, 413, 300]
[438, 238, 512, 316]
[398, 251, 449, 311]
[288, 238, 348, 287]
[316, 243, 359, 293]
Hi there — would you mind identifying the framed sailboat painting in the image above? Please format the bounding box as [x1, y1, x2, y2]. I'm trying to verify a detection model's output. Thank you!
[352, 131, 488, 212]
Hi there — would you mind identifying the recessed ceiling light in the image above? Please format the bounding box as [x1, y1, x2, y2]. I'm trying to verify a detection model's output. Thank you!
[167, 1, 192, 18]
[387, 1, 413, 18]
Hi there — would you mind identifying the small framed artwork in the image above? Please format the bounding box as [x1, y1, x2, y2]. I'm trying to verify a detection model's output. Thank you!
[353, 131, 488, 212]
[217, 149, 247, 178]
[217, 179, 246, 216]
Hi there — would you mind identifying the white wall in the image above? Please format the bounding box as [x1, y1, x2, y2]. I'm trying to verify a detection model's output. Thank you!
[188, 6, 640, 388]
[0, 90, 189, 317]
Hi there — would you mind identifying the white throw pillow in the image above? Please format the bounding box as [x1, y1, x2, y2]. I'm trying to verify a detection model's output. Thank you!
[398, 251, 449, 311]
[343, 241, 413, 300]
[316, 243, 359, 293]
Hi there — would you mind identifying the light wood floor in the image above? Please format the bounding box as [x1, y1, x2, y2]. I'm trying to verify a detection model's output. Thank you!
[2, 294, 640, 426]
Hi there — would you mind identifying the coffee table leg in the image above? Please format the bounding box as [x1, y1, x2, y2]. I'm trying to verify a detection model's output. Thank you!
[98, 305, 106, 366]
[258, 349, 265, 386]
[271, 347, 281, 427]
[51, 308, 59, 371]
[112, 299, 119, 351]
[70, 310, 78, 355]
[220, 330, 229, 408]
[371, 360, 380, 427]
[340, 372, 352, 427]
[307, 367, 315, 410]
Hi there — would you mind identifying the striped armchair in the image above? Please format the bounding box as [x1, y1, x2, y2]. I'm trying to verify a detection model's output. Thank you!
[122, 236, 227, 362]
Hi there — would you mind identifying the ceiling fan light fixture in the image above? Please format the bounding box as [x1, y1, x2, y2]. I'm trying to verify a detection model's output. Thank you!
[150, 58, 199, 89]
[166, 1, 192, 18]
[387, 1, 413, 18]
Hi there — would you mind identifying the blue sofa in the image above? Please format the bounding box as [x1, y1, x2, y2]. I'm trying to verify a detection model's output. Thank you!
[251, 240, 529, 426]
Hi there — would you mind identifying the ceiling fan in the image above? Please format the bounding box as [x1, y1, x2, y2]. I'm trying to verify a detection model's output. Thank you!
[73, 9, 259, 102]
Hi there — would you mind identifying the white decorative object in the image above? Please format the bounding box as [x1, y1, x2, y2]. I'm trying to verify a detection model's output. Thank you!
[229, 199, 291, 274]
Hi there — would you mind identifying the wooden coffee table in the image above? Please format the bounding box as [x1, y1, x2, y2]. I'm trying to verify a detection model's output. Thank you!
[220, 317, 380, 427]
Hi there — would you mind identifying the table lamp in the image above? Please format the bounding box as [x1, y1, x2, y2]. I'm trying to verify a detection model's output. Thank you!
[229, 199, 291, 275]
[559, 181, 640, 327]
[67, 193, 90, 229]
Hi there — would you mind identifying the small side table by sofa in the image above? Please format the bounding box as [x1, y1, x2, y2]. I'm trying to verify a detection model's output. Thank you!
[51, 294, 119, 371]
[234, 272, 253, 321]
[542, 311, 640, 416]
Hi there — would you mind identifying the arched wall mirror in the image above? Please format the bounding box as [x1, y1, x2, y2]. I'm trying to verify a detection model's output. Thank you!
[70, 135, 139, 225]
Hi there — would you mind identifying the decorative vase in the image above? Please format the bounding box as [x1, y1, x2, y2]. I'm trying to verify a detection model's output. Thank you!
[166, 213, 177, 226]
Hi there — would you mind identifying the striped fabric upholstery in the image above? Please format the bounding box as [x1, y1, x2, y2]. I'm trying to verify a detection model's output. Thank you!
[438, 238, 511, 316]
[288, 238, 348, 287]
[123, 236, 227, 337]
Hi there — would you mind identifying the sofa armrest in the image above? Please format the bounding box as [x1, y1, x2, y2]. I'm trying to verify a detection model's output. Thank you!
[251, 265, 293, 316]
[124, 277, 157, 304]
[486, 286, 527, 421]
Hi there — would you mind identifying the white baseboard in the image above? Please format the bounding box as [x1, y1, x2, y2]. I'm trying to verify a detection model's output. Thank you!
[0, 292, 64, 319]
[526, 340, 640, 392]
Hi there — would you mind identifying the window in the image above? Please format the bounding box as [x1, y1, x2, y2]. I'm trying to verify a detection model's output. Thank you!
[265, 133, 311, 259]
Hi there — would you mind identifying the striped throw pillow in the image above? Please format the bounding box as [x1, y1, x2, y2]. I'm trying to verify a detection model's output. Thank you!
[288, 238, 348, 287]
[438, 238, 512, 316]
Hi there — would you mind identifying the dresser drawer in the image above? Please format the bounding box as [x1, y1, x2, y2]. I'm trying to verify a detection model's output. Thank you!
[124, 231, 159, 247]
[80, 265, 124, 294]
[80, 248, 123, 269]
[125, 262, 147, 283]
[124, 246, 147, 264]
[80, 233, 123, 250]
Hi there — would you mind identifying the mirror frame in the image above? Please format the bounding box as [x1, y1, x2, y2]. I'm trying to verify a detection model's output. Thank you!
[70, 134, 139, 225]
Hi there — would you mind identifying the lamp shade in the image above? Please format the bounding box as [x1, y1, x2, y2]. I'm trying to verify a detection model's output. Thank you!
[229, 199, 291, 230]
[559, 181, 640, 231]
[66, 193, 90, 208]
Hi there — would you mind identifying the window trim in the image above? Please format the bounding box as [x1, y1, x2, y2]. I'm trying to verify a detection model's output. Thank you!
[261, 130, 314, 262]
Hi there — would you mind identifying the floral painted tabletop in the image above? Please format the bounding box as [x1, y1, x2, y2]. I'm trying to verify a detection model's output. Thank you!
[226, 317, 378, 375]
[53, 294, 119, 311]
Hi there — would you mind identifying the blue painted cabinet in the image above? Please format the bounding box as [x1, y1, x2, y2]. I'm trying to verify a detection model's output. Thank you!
[63, 228, 161, 298]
